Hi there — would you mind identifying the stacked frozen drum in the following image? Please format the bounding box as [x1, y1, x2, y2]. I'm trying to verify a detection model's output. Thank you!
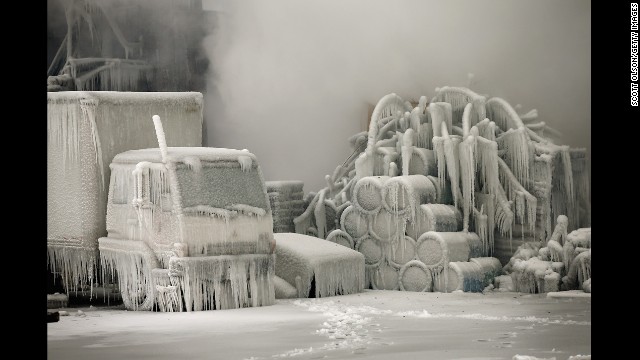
[324, 173, 503, 293]
[266, 181, 306, 233]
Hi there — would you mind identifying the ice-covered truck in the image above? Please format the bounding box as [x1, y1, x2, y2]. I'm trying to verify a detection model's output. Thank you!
[98, 115, 276, 311]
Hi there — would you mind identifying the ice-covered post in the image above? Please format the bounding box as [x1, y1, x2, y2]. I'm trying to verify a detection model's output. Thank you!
[152, 115, 169, 163]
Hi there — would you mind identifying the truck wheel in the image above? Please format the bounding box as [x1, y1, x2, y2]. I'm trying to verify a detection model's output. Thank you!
[120, 278, 155, 311]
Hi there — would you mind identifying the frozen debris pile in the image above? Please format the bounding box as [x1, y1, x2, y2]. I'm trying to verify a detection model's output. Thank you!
[47, 91, 203, 295]
[97, 115, 276, 311]
[294, 88, 590, 293]
[499, 216, 591, 293]
[266, 181, 306, 233]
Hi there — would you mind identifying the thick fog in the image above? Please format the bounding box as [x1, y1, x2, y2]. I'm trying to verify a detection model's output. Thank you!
[208, 0, 590, 192]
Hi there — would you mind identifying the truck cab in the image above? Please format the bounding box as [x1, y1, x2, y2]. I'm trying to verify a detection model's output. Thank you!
[98, 116, 276, 311]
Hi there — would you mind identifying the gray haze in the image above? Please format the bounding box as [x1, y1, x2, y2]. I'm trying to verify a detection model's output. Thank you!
[202, 0, 590, 192]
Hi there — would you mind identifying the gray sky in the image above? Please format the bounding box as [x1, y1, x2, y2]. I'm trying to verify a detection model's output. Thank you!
[202, 0, 590, 192]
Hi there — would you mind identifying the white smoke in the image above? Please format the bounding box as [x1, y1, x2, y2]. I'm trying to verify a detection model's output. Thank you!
[202, 0, 590, 192]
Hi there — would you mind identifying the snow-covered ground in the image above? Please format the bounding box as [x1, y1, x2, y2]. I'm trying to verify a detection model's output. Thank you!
[48, 290, 590, 360]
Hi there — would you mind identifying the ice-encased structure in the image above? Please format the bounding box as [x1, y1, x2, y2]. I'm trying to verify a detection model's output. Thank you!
[500, 215, 591, 293]
[98, 115, 276, 311]
[294, 88, 589, 293]
[47, 91, 203, 293]
[273, 233, 364, 298]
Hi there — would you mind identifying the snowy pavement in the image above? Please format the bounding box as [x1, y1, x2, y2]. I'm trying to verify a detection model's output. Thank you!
[47, 290, 590, 360]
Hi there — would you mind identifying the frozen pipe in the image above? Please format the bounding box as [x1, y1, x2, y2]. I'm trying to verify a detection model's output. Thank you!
[519, 108, 539, 122]
[367, 93, 407, 150]
[462, 103, 473, 138]
[451, 126, 464, 136]
[406, 204, 462, 240]
[375, 146, 399, 176]
[331, 177, 357, 207]
[525, 121, 546, 131]
[314, 189, 328, 239]
[418, 96, 428, 115]
[549, 215, 569, 245]
[398, 260, 432, 292]
[293, 192, 320, 234]
[429, 103, 447, 137]
[325, 174, 336, 195]
[486, 97, 525, 130]
[410, 107, 422, 132]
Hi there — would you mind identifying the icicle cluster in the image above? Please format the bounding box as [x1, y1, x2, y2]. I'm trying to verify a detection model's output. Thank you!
[172, 254, 275, 311]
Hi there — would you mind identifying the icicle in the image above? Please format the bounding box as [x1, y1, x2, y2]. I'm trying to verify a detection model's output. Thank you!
[458, 136, 476, 231]
[476, 137, 500, 195]
[238, 155, 253, 172]
[494, 185, 514, 237]
[442, 130, 462, 207]
[473, 209, 488, 256]
[432, 137, 447, 192]
[475, 193, 495, 255]
[497, 128, 530, 186]
[182, 156, 202, 173]
[47, 246, 97, 295]
[171, 254, 275, 311]
[560, 147, 575, 227]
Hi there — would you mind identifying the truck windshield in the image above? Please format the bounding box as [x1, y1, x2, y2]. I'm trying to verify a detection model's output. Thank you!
[175, 161, 268, 211]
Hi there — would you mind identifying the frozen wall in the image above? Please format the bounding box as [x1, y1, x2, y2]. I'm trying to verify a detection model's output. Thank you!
[202, 0, 590, 192]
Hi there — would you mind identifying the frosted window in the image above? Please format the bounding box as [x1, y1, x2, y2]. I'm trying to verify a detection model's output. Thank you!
[176, 162, 268, 211]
